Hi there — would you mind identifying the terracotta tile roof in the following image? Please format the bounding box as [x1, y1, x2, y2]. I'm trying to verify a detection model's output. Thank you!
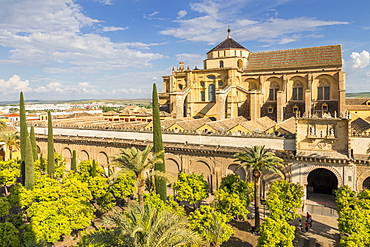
[5, 113, 20, 117]
[148, 117, 193, 130]
[136, 111, 152, 117]
[346, 105, 370, 111]
[119, 109, 134, 116]
[170, 118, 212, 131]
[103, 111, 119, 116]
[346, 98, 370, 105]
[208, 38, 248, 53]
[345, 98, 370, 111]
[66, 112, 93, 118]
[246, 45, 342, 71]
[274, 117, 297, 134]
[240, 116, 276, 132]
[351, 117, 370, 133]
[206, 116, 247, 132]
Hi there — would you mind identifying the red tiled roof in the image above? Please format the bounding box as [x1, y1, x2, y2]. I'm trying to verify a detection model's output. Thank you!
[346, 98, 370, 105]
[5, 113, 20, 117]
[246, 45, 342, 71]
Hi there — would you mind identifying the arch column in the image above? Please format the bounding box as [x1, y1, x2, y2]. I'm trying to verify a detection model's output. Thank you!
[249, 90, 261, 120]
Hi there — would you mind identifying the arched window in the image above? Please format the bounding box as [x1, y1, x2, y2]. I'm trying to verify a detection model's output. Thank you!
[208, 84, 216, 102]
[318, 80, 330, 100]
[292, 81, 303, 101]
[268, 82, 279, 101]
[237, 59, 243, 69]
[219, 60, 224, 68]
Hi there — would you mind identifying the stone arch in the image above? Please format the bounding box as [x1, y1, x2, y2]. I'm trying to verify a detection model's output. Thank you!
[313, 74, 337, 100]
[265, 76, 282, 88]
[165, 154, 181, 175]
[190, 158, 214, 191]
[37, 145, 41, 154]
[62, 148, 72, 169]
[288, 76, 306, 101]
[265, 77, 282, 102]
[166, 158, 180, 180]
[303, 165, 342, 187]
[79, 150, 89, 161]
[357, 170, 370, 191]
[97, 152, 109, 166]
[227, 164, 246, 180]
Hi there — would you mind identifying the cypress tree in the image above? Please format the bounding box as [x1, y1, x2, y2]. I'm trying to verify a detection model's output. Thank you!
[24, 135, 35, 190]
[71, 150, 77, 172]
[152, 83, 166, 201]
[19, 92, 28, 185]
[91, 160, 97, 177]
[47, 112, 55, 175]
[29, 125, 38, 161]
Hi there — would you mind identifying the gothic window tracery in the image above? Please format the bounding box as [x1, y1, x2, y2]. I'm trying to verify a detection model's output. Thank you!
[292, 81, 303, 101]
[318, 79, 330, 100]
[268, 82, 279, 101]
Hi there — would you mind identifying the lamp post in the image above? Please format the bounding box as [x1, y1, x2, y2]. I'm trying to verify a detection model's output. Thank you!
[253, 168, 261, 231]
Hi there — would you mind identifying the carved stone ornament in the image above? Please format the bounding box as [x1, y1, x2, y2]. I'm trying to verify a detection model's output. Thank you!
[317, 140, 327, 149]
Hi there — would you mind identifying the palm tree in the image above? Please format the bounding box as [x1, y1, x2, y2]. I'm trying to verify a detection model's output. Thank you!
[0, 121, 7, 132]
[234, 145, 284, 231]
[0, 132, 20, 160]
[112, 145, 163, 206]
[205, 210, 232, 247]
[84, 203, 203, 247]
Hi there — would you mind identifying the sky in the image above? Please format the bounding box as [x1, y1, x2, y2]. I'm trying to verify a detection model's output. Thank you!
[0, 0, 370, 102]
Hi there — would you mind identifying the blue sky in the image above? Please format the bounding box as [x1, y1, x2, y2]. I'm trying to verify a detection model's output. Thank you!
[0, 0, 369, 101]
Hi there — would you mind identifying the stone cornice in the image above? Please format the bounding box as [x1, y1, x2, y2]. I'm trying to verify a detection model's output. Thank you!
[36, 134, 370, 165]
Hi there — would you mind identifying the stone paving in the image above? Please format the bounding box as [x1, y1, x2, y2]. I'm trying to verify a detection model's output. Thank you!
[293, 213, 340, 247]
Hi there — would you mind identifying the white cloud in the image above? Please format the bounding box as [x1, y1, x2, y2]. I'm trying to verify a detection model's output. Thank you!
[149, 11, 160, 17]
[0, 75, 32, 95]
[102, 26, 128, 32]
[350, 50, 370, 68]
[0, 0, 164, 74]
[160, 0, 348, 45]
[95, 0, 113, 5]
[0, 74, 150, 99]
[177, 10, 187, 19]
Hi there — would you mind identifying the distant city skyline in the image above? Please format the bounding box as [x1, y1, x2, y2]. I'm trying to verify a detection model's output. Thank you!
[1, 0, 370, 101]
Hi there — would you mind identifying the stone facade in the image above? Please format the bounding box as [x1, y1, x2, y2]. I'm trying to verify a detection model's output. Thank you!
[159, 30, 346, 122]
[33, 117, 370, 202]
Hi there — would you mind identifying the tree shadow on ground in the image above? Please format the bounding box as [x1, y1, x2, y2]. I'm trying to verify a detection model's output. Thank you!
[221, 220, 258, 247]
[293, 217, 340, 247]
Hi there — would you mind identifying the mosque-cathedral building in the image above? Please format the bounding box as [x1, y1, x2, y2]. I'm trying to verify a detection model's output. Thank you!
[9, 30, 370, 215]
[159, 29, 345, 122]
